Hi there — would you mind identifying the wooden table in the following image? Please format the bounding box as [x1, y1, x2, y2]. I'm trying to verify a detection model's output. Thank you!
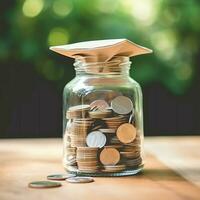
[0, 136, 200, 200]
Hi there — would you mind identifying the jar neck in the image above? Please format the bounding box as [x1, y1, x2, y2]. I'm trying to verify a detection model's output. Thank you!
[74, 56, 131, 77]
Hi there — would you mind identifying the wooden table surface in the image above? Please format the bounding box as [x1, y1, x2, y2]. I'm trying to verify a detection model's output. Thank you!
[0, 136, 200, 200]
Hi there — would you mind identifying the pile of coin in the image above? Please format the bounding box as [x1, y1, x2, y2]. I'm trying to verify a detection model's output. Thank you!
[69, 119, 94, 147]
[76, 147, 99, 172]
[64, 95, 142, 174]
[28, 174, 94, 188]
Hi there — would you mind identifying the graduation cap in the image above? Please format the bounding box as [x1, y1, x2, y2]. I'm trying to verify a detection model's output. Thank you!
[50, 39, 152, 62]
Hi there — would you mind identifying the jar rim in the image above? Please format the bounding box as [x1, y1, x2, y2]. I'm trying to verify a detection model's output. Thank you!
[74, 56, 130, 65]
[73, 56, 131, 75]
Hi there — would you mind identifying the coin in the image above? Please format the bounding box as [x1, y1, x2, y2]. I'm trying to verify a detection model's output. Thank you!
[102, 164, 126, 172]
[120, 151, 140, 158]
[116, 123, 136, 144]
[111, 96, 133, 115]
[66, 176, 94, 183]
[104, 145, 123, 149]
[47, 174, 76, 181]
[89, 119, 107, 132]
[28, 181, 62, 188]
[69, 105, 90, 112]
[123, 156, 142, 167]
[99, 128, 116, 134]
[86, 131, 106, 148]
[66, 105, 91, 119]
[89, 110, 112, 119]
[90, 100, 109, 111]
[128, 113, 134, 123]
[100, 147, 120, 165]
[76, 147, 99, 172]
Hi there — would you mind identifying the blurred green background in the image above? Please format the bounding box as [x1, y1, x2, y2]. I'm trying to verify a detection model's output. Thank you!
[0, 0, 200, 137]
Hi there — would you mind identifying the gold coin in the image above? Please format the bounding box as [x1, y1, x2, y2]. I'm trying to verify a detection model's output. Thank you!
[116, 123, 136, 144]
[100, 147, 120, 165]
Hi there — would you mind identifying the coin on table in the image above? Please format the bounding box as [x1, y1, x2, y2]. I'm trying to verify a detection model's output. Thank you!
[116, 123, 136, 144]
[100, 147, 120, 165]
[28, 181, 62, 188]
[111, 96, 133, 115]
[86, 131, 106, 148]
[90, 100, 109, 111]
[47, 174, 76, 181]
[66, 176, 94, 183]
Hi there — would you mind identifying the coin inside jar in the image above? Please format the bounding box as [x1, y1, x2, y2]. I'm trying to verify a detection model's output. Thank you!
[111, 96, 133, 115]
[116, 123, 136, 144]
[86, 131, 106, 148]
[28, 181, 62, 188]
[69, 105, 91, 112]
[90, 100, 109, 111]
[100, 147, 120, 165]
[47, 174, 76, 181]
[99, 128, 116, 134]
[89, 110, 112, 119]
[66, 176, 94, 183]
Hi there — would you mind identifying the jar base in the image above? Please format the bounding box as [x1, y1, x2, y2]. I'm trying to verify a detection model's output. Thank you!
[64, 165, 143, 177]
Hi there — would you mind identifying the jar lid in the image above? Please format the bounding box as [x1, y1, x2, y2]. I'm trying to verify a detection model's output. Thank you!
[49, 39, 152, 62]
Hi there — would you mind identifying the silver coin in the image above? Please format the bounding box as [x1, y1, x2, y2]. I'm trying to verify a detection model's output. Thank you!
[129, 113, 134, 123]
[66, 176, 94, 183]
[111, 96, 133, 115]
[47, 173, 76, 181]
[86, 131, 106, 148]
[90, 100, 109, 111]
[28, 181, 62, 188]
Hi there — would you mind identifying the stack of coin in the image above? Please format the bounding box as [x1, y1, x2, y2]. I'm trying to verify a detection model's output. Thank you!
[64, 95, 143, 174]
[89, 109, 112, 119]
[76, 147, 99, 172]
[70, 119, 93, 147]
[101, 164, 126, 172]
[123, 156, 142, 167]
[66, 105, 90, 119]
[120, 145, 141, 159]
[103, 115, 128, 129]
[65, 147, 76, 166]
[109, 135, 121, 144]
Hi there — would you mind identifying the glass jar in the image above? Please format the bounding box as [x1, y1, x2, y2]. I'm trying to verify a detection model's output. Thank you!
[63, 56, 144, 176]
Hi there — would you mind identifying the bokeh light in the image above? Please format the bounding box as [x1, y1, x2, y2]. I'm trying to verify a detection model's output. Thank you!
[175, 64, 193, 81]
[48, 28, 69, 46]
[52, 0, 73, 17]
[150, 30, 177, 60]
[97, 0, 119, 14]
[122, 0, 158, 26]
[22, 0, 44, 18]
[3, 0, 200, 95]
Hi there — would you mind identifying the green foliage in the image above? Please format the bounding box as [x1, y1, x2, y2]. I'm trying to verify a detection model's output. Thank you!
[1, 0, 200, 94]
